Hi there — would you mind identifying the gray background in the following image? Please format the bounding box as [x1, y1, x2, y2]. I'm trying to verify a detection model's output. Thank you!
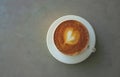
[0, 0, 120, 77]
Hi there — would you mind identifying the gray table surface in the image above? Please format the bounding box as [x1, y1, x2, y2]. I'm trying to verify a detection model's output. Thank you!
[0, 0, 120, 77]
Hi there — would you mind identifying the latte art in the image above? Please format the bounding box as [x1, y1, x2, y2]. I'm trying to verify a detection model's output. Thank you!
[54, 20, 89, 56]
[64, 27, 80, 45]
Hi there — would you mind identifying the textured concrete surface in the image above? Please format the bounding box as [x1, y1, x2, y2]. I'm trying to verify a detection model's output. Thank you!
[0, 0, 120, 77]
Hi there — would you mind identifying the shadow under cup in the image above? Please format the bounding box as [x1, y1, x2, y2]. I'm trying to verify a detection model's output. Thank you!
[54, 20, 89, 56]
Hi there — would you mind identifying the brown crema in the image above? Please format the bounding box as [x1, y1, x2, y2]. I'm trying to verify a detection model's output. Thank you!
[54, 20, 89, 56]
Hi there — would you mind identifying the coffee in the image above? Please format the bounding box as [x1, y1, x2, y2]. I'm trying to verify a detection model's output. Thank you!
[54, 20, 89, 56]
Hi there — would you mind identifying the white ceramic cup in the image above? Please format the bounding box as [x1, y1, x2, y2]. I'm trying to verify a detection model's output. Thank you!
[46, 15, 96, 64]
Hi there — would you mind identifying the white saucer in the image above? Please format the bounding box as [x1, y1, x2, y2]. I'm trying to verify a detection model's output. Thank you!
[46, 15, 96, 64]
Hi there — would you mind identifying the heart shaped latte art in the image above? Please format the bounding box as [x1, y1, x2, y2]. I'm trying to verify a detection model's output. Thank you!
[64, 27, 80, 45]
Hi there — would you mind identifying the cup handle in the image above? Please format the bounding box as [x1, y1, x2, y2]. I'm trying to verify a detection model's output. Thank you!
[91, 48, 96, 53]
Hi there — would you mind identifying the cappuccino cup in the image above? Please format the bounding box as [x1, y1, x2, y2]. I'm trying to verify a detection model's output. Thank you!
[46, 15, 96, 64]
